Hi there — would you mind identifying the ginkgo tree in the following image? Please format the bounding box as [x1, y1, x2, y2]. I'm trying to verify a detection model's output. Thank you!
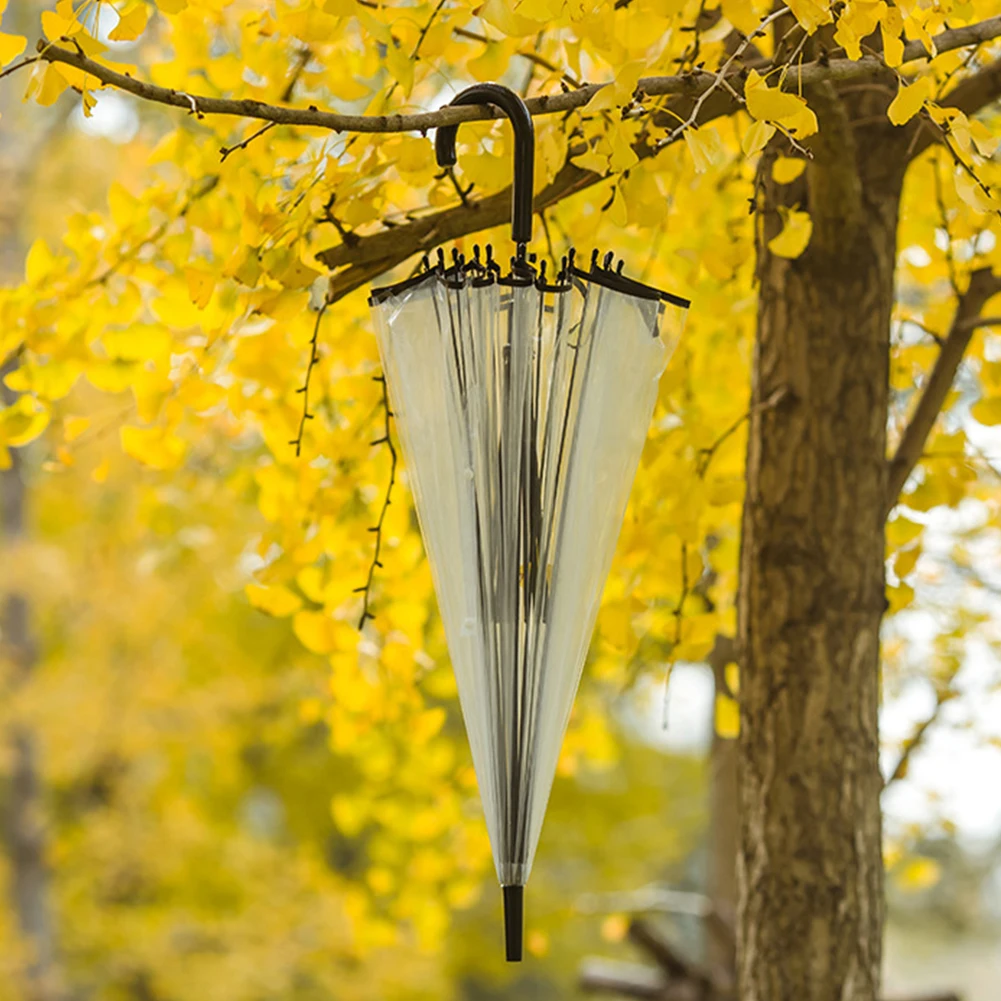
[1, 0, 1000, 999]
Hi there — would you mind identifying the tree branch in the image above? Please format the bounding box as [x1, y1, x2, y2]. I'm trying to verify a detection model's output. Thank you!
[907, 55, 1001, 162]
[27, 15, 1001, 137]
[886, 267, 1001, 513]
[354, 374, 397, 631]
[884, 691, 953, 786]
[579, 959, 670, 1000]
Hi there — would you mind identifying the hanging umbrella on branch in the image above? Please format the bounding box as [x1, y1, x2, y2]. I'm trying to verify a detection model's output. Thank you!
[368, 83, 690, 962]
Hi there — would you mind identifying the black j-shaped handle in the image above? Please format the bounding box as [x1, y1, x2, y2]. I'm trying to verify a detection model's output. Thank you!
[434, 83, 535, 248]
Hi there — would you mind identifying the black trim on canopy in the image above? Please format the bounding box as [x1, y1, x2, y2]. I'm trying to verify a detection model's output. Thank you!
[368, 244, 691, 310]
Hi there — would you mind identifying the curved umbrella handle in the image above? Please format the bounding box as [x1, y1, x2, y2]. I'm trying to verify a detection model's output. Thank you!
[435, 83, 535, 248]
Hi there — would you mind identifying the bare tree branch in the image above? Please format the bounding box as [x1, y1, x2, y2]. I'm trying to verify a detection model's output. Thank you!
[23, 16, 1000, 137]
[884, 691, 954, 786]
[579, 959, 673, 1000]
[960, 314, 1001, 331]
[886, 267, 1001, 513]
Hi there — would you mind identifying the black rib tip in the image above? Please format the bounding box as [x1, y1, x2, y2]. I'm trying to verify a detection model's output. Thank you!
[502, 885, 524, 962]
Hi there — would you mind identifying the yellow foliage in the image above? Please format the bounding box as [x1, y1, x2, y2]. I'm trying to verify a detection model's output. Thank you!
[0, 31, 25, 66]
[714, 693, 740, 739]
[896, 856, 942, 892]
[745, 70, 819, 138]
[787, 0, 834, 33]
[109, 2, 150, 42]
[773, 157, 806, 184]
[768, 208, 813, 258]
[888, 77, 934, 126]
[684, 126, 724, 174]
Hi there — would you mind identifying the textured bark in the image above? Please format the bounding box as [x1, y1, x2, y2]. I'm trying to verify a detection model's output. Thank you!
[706, 635, 738, 976]
[736, 83, 908, 1001]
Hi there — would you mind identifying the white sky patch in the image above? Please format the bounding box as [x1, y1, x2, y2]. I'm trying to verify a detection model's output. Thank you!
[73, 92, 139, 143]
[624, 663, 715, 754]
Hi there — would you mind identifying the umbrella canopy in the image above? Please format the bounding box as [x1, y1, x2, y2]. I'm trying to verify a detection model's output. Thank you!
[369, 83, 689, 961]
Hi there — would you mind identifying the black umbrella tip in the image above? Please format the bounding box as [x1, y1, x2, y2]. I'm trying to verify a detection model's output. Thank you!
[502, 884, 524, 962]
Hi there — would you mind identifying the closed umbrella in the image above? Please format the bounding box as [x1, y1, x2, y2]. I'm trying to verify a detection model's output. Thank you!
[369, 83, 689, 961]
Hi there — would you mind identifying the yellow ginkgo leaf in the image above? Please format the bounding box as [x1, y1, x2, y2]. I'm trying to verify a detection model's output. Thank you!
[120, 425, 186, 470]
[887, 77, 934, 126]
[954, 171, 996, 214]
[971, 397, 1001, 426]
[24, 238, 54, 285]
[608, 126, 639, 172]
[293, 610, 338, 654]
[721, 0, 763, 35]
[742, 119, 776, 157]
[184, 267, 215, 309]
[834, 0, 883, 61]
[571, 148, 609, 175]
[467, 42, 510, 83]
[0, 397, 50, 448]
[63, 415, 91, 442]
[768, 208, 813, 258]
[724, 661, 740, 695]
[25, 63, 70, 108]
[880, 7, 905, 68]
[787, 0, 834, 33]
[684, 126, 724, 174]
[246, 583, 303, 618]
[384, 43, 414, 98]
[109, 2, 149, 42]
[0, 31, 26, 66]
[773, 157, 806, 184]
[897, 856, 941, 892]
[744, 70, 818, 137]
[715, 693, 740, 738]
[970, 119, 1001, 158]
[894, 544, 921, 579]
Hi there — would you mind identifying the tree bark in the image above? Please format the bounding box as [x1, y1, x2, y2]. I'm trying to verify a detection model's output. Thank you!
[736, 84, 908, 1001]
[706, 635, 738, 976]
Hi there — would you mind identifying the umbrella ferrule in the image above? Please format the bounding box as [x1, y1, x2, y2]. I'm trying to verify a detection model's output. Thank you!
[502, 885, 524, 962]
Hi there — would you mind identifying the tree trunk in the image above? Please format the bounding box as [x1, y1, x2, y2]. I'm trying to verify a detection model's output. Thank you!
[707, 635, 738, 977]
[736, 85, 907, 1001]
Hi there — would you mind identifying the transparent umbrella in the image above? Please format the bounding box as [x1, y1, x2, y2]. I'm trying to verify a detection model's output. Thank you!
[369, 83, 689, 961]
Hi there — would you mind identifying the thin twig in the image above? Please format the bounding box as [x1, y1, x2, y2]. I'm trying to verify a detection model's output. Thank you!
[696, 385, 791, 477]
[941, 129, 1001, 221]
[0, 56, 38, 82]
[659, 6, 792, 148]
[289, 296, 328, 458]
[281, 46, 312, 103]
[219, 121, 276, 161]
[355, 374, 397, 630]
[961, 314, 1001, 331]
[381, 0, 447, 107]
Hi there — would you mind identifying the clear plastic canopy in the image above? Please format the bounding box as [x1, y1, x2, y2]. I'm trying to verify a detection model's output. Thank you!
[371, 263, 687, 900]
